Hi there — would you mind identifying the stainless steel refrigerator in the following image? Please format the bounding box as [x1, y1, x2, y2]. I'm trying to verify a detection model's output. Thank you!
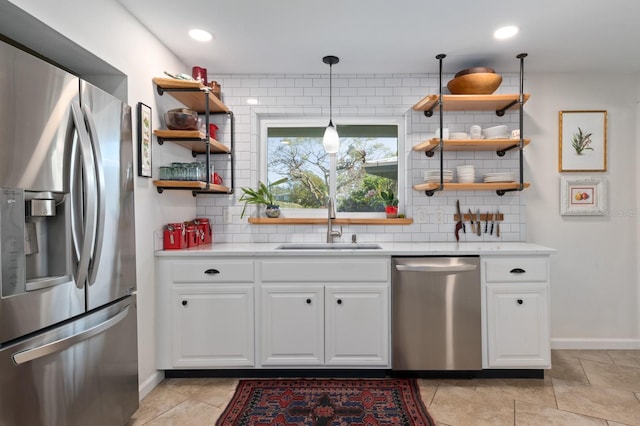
[0, 38, 138, 425]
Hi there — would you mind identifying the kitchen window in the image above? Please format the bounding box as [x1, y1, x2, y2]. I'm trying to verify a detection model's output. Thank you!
[261, 118, 402, 218]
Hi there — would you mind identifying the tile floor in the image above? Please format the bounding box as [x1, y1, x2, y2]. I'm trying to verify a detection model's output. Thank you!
[129, 350, 640, 425]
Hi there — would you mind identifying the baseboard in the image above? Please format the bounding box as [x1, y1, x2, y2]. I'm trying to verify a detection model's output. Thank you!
[551, 338, 640, 350]
[138, 370, 165, 400]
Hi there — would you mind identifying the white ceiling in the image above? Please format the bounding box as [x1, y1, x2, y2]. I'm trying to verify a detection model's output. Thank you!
[118, 0, 640, 75]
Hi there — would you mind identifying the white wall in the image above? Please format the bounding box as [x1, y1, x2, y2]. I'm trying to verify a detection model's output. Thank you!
[525, 73, 639, 348]
[6, 0, 196, 397]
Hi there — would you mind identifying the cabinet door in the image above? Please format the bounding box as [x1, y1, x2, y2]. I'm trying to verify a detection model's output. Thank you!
[260, 286, 324, 366]
[486, 285, 550, 368]
[325, 286, 389, 366]
[172, 286, 254, 367]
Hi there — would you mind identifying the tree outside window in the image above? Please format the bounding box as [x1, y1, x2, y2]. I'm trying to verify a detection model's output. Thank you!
[265, 123, 398, 215]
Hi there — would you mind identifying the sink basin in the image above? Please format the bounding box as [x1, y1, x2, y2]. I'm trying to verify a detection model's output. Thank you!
[276, 243, 382, 250]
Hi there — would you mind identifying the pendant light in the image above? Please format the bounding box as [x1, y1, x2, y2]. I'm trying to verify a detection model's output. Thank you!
[322, 55, 340, 154]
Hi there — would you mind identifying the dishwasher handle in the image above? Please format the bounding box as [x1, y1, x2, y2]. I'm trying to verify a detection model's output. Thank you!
[395, 263, 477, 273]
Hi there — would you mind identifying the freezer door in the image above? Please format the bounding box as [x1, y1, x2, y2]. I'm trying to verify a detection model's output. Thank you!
[0, 295, 139, 426]
[80, 82, 136, 310]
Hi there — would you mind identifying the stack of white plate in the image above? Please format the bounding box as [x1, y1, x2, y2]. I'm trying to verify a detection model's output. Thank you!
[449, 132, 470, 140]
[483, 172, 516, 183]
[456, 165, 475, 183]
[424, 169, 453, 183]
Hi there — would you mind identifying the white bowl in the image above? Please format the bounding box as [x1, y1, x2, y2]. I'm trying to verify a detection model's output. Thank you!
[482, 125, 508, 139]
[456, 165, 475, 172]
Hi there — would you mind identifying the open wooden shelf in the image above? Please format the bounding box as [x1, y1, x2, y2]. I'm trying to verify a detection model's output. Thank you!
[412, 93, 530, 113]
[153, 180, 231, 194]
[413, 138, 530, 153]
[413, 182, 530, 193]
[153, 130, 230, 153]
[153, 77, 229, 113]
[247, 217, 413, 225]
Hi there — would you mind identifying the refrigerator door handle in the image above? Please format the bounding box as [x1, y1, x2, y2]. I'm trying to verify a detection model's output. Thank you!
[69, 142, 82, 263]
[82, 104, 105, 286]
[11, 304, 130, 365]
[69, 101, 98, 289]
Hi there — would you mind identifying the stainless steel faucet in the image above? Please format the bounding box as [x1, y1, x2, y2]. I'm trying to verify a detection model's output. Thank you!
[326, 196, 342, 243]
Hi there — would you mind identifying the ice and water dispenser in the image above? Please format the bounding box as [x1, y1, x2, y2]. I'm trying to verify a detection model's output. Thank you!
[1, 188, 71, 297]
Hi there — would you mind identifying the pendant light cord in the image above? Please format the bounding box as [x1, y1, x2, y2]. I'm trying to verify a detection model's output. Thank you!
[329, 63, 333, 126]
[323, 55, 339, 126]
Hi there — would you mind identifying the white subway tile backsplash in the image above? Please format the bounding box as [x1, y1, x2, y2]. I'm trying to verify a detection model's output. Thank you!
[197, 71, 527, 243]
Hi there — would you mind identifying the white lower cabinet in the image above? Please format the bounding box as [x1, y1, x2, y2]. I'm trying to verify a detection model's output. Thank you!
[483, 256, 551, 369]
[156, 253, 551, 371]
[260, 287, 324, 365]
[158, 256, 390, 369]
[258, 257, 391, 368]
[156, 258, 255, 369]
[325, 286, 389, 366]
[260, 285, 389, 367]
[172, 286, 254, 367]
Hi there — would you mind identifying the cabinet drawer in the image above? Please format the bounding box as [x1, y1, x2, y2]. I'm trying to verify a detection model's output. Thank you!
[260, 259, 389, 283]
[484, 257, 548, 283]
[171, 260, 254, 283]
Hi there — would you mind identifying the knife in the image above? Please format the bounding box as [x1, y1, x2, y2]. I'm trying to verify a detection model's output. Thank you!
[468, 209, 476, 234]
[484, 211, 489, 234]
[490, 212, 495, 235]
[496, 209, 501, 237]
[476, 210, 481, 236]
[455, 200, 463, 241]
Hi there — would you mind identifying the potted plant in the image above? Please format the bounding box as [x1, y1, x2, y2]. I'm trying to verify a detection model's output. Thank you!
[380, 190, 399, 218]
[239, 178, 287, 218]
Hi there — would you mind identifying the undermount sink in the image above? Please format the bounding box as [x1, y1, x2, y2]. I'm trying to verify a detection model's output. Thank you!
[275, 243, 383, 250]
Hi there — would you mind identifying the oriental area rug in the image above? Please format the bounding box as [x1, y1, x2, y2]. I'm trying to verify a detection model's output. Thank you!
[215, 378, 435, 426]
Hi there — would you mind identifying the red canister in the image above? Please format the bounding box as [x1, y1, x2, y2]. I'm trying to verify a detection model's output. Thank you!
[163, 223, 187, 250]
[208, 123, 218, 140]
[194, 218, 212, 245]
[185, 224, 199, 247]
[191, 66, 208, 85]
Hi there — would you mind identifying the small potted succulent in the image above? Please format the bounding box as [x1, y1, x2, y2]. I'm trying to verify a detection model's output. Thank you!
[239, 178, 287, 219]
[380, 190, 399, 218]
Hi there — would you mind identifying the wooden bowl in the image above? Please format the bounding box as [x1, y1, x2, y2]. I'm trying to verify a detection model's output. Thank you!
[447, 73, 502, 95]
[454, 67, 496, 78]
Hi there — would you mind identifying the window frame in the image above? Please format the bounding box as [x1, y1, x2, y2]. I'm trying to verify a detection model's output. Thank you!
[259, 116, 405, 218]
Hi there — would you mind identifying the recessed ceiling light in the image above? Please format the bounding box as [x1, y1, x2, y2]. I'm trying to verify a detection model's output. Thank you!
[494, 25, 519, 40]
[189, 29, 212, 42]
[247, 98, 259, 105]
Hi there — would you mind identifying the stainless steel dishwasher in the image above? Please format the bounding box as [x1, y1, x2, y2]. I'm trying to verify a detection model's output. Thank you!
[392, 256, 481, 370]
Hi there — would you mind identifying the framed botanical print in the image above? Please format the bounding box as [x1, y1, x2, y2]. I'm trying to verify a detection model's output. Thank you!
[559, 110, 607, 172]
[137, 102, 152, 178]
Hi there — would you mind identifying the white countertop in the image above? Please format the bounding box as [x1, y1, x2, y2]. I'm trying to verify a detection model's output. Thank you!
[156, 242, 556, 257]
